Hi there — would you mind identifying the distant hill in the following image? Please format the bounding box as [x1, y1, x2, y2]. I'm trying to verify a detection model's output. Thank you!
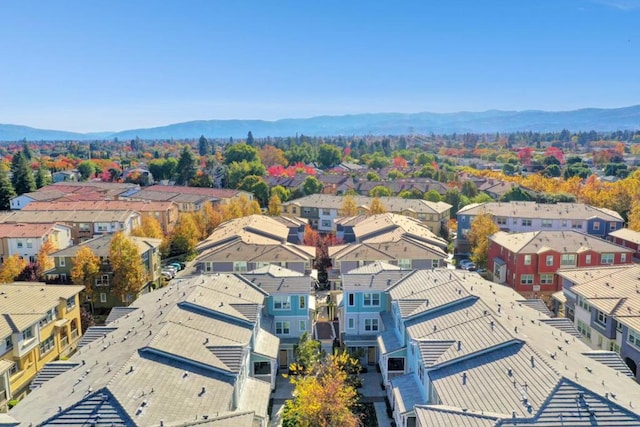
[2, 105, 640, 141]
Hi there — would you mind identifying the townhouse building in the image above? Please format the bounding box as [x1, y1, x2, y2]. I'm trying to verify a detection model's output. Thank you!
[195, 215, 315, 275]
[282, 194, 451, 235]
[0, 283, 83, 406]
[609, 227, 640, 259]
[122, 185, 253, 212]
[558, 264, 640, 380]
[328, 214, 448, 288]
[22, 200, 180, 234]
[375, 269, 640, 427]
[339, 262, 407, 366]
[10, 181, 140, 210]
[242, 265, 315, 369]
[488, 230, 633, 299]
[456, 201, 624, 254]
[0, 210, 141, 244]
[0, 223, 72, 264]
[45, 234, 162, 314]
[6, 274, 279, 426]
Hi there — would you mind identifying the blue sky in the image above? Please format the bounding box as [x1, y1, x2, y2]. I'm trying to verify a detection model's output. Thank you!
[0, 0, 639, 132]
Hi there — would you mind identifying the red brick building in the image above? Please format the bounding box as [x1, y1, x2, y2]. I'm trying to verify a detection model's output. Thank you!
[488, 230, 633, 299]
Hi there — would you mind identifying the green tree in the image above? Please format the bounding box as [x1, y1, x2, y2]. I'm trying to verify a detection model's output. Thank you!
[35, 167, 52, 188]
[175, 146, 198, 185]
[398, 188, 424, 199]
[0, 167, 16, 210]
[366, 171, 380, 181]
[110, 233, 148, 302]
[461, 180, 478, 198]
[227, 160, 266, 188]
[423, 189, 442, 202]
[369, 185, 392, 197]
[271, 185, 291, 202]
[285, 142, 316, 164]
[198, 135, 210, 156]
[246, 131, 255, 146]
[162, 157, 179, 181]
[468, 213, 499, 269]
[77, 161, 96, 181]
[443, 189, 469, 219]
[317, 144, 342, 169]
[368, 153, 390, 169]
[239, 175, 270, 207]
[11, 152, 36, 195]
[500, 186, 532, 202]
[225, 143, 259, 164]
[302, 176, 323, 195]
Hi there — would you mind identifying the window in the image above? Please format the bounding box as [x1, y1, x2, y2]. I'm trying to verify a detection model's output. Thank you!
[321, 220, 332, 227]
[363, 293, 380, 307]
[275, 321, 290, 335]
[66, 296, 76, 310]
[431, 259, 439, 268]
[593, 222, 600, 231]
[322, 209, 331, 215]
[601, 253, 614, 264]
[521, 219, 532, 227]
[571, 220, 582, 229]
[398, 259, 411, 269]
[561, 254, 576, 266]
[348, 293, 354, 307]
[97, 224, 109, 232]
[100, 293, 107, 303]
[585, 254, 592, 264]
[79, 223, 90, 232]
[17, 241, 23, 249]
[58, 257, 66, 267]
[233, 261, 247, 272]
[299, 320, 306, 332]
[546, 255, 554, 266]
[621, 253, 627, 263]
[540, 274, 554, 285]
[577, 296, 592, 312]
[512, 219, 518, 225]
[541, 219, 552, 228]
[274, 296, 291, 310]
[520, 274, 534, 285]
[39, 335, 55, 356]
[22, 327, 34, 340]
[387, 357, 405, 371]
[616, 321, 623, 333]
[347, 318, 355, 329]
[299, 296, 306, 309]
[26, 239, 33, 249]
[8, 362, 18, 376]
[523, 255, 532, 266]
[364, 318, 379, 332]
[39, 308, 56, 327]
[121, 294, 133, 303]
[629, 329, 640, 349]
[496, 217, 507, 225]
[302, 208, 311, 214]
[96, 275, 109, 286]
[5, 336, 13, 351]
[577, 319, 592, 339]
[254, 361, 271, 375]
[596, 310, 608, 326]
[610, 222, 618, 231]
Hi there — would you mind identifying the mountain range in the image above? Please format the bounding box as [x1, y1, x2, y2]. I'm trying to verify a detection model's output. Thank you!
[1, 105, 640, 141]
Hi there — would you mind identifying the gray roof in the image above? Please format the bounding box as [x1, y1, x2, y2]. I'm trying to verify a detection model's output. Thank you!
[8, 274, 278, 427]
[283, 194, 452, 214]
[242, 267, 314, 295]
[581, 351, 634, 378]
[515, 299, 553, 317]
[52, 234, 162, 258]
[415, 405, 498, 427]
[490, 230, 632, 255]
[458, 201, 623, 222]
[341, 262, 408, 291]
[391, 373, 425, 414]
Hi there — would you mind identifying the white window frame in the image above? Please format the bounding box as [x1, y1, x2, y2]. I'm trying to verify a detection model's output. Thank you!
[523, 255, 532, 266]
[364, 318, 379, 332]
[520, 274, 534, 285]
[59, 257, 66, 267]
[585, 254, 592, 264]
[273, 296, 291, 310]
[601, 253, 614, 264]
[233, 261, 247, 273]
[545, 255, 553, 266]
[596, 310, 608, 326]
[398, 259, 411, 269]
[275, 321, 290, 335]
[541, 219, 552, 228]
[100, 293, 107, 303]
[561, 254, 576, 266]
[540, 274, 554, 285]
[363, 293, 380, 307]
[621, 253, 627, 263]
[347, 293, 354, 307]
[521, 219, 532, 227]
[299, 320, 306, 332]
[347, 318, 355, 329]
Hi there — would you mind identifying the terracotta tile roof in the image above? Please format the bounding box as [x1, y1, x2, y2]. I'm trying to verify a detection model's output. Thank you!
[0, 222, 63, 238]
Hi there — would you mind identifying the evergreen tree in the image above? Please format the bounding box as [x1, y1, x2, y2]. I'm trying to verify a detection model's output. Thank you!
[246, 131, 255, 146]
[198, 135, 210, 156]
[35, 167, 52, 189]
[11, 152, 36, 195]
[175, 146, 197, 185]
[0, 168, 16, 210]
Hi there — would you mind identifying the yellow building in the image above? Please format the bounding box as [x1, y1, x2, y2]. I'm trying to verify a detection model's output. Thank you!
[0, 283, 83, 410]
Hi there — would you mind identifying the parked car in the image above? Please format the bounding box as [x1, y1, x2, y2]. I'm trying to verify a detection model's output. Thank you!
[161, 271, 173, 281]
[458, 259, 477, 271]
[168, 262, 183, 271]
[163, 266, 178, 276]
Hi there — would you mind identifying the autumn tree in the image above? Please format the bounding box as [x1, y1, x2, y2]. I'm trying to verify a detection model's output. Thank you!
[340, 195, 358, 216]
[283, 353, 361, 427]
[628, 201, 640, 231]
[36, 238, 57, 278]
[368, 197, 386, 215]
[468, 213, 499, 268]
[167, 213, 200, 258]
[268, 193, 282, 216]
[131, 216, 164, 239]
[0, 167, 16, 210]
[70, 246, 101, 296]
[110, 232, 147, 302]
[259, 145, 288, 167]
[0, 254, 28, 283]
